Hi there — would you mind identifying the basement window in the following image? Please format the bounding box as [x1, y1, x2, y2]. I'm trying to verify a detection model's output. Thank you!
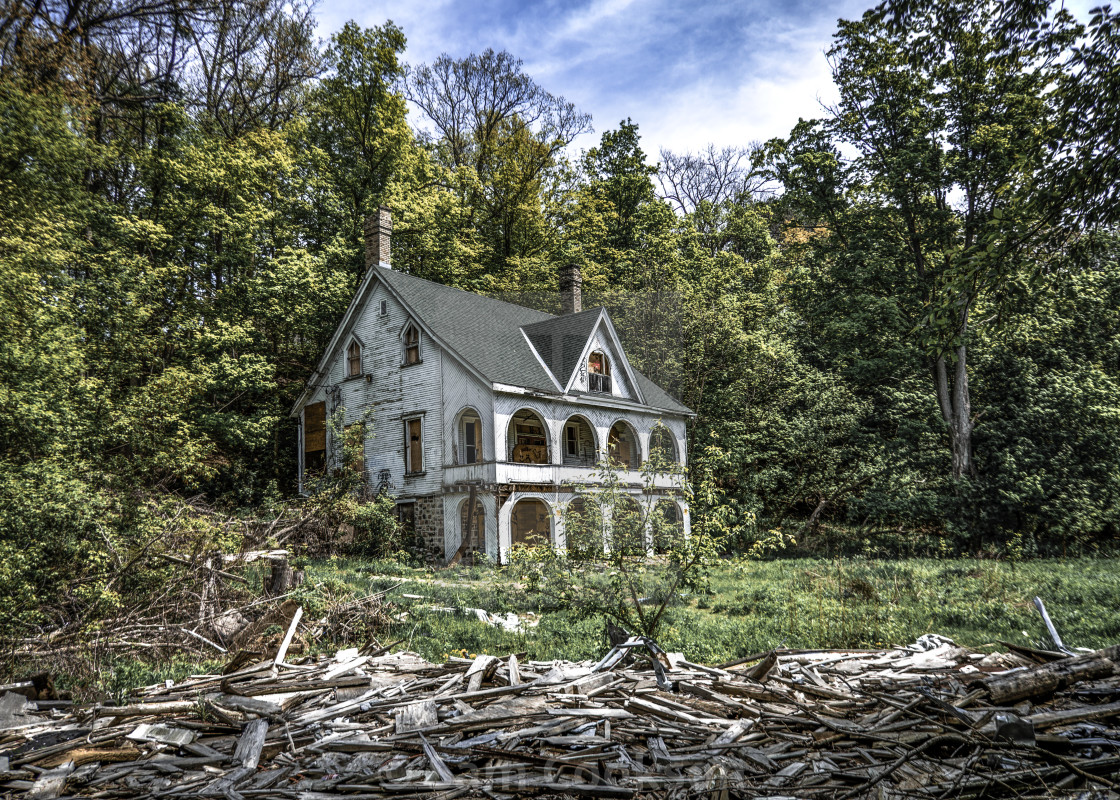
[396, 501, 415, 531]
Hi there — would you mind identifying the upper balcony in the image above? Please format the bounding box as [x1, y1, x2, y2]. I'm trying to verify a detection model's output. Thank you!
[441, 460, 680, 490]
[442, 406, 683, 492]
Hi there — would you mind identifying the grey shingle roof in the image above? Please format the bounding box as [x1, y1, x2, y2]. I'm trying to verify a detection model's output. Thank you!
[376, 268, 692, 416]
[522, 308, 604, 388]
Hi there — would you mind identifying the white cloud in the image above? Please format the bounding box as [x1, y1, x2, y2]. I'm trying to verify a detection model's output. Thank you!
[313, 0, 870, 156]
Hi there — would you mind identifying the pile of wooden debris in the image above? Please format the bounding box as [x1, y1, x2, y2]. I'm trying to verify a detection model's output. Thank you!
[2, 631, 1119, 798]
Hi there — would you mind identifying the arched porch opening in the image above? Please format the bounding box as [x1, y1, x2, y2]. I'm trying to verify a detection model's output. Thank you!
[508, 409, 550, 464]
[459, 496, 485, 555]
[648, 425, 678, 467]
[607, 421, 641, 469]
[610, 494, 645, 555]
[457, 407, 483, 464]
[564, 496, 604, 559]
[651, 499, 685, 554]
[510, 498, 552, 547]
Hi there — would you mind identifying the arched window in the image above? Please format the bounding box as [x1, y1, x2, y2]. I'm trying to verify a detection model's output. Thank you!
[588, 351, 612, 393]
[346, 340, 362, 378]
[511, 498, 551, 547]
[458, 409, 483, 464]
[508, 409, 550, 464]
[648, 425, 677, 465]
[403, 323, 421, 365]
[607, 421, 640, 469]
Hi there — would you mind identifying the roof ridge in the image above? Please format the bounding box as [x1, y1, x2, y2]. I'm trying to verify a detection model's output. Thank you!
[383, 269, 557, 320]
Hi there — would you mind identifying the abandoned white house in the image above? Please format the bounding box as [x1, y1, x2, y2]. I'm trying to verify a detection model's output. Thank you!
[290, 208, 694, 563]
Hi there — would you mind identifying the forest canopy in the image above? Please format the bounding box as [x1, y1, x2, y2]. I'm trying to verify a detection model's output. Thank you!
[1, 0, 1119, 632]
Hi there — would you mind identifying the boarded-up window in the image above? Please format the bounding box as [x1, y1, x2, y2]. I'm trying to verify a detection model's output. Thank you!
[404, 324, 420, 365]
[511, 499, 550, 546]
[304, 401, 326, 473]
[346, 341, 361, 378]
[405, 417, 423, 473]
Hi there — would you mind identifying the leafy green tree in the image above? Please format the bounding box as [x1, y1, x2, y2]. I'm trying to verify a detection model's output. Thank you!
[407, 48, 591, 285]
[781, 0, 1077, 480]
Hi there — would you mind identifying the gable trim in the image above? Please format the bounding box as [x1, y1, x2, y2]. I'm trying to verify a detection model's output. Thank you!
[519, 329, 565, 393]
[289, 269, 490, 416]
[562, 309, 646, 404]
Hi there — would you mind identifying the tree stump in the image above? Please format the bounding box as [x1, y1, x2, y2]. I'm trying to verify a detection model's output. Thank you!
[264, 554, 302, 596]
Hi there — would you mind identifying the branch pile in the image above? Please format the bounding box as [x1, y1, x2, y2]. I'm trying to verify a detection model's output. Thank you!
[2, 635, 1120, 798]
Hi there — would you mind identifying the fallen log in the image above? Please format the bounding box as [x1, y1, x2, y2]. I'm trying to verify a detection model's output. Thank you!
[978, 644, 1120, 704]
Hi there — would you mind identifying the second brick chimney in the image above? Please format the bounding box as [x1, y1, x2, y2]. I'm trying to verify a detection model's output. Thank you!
[559, 263, 582, 315]
[364, 205, 392, 269]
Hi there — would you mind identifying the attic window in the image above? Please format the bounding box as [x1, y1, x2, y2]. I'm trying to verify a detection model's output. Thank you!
[346, 340, 362, 378]
[403, 323, 421, 365]
[588, 351, 612, 393]
[380, 299, 388, 316]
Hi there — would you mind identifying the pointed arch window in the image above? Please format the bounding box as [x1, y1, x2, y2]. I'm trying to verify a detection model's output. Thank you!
[346, 340, 362, 378]
[588, 351, 612, 393]
[403, 323, 421, 365]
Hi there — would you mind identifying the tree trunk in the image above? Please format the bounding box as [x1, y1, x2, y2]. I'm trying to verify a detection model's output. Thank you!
[933, 310, 975, 480]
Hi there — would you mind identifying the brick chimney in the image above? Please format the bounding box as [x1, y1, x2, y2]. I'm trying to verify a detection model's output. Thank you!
[364, 205, 392, 269]
[559, 263, 582, 315]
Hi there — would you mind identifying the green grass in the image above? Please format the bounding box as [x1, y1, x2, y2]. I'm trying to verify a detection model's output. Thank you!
[307, 556, 1120, 665]
[37, 556, 1118, 701]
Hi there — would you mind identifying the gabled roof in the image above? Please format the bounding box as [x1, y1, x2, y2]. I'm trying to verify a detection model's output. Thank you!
[522, 308, 603, 389]
[377, 268, 561, 392]
[292, 266, 693, 417]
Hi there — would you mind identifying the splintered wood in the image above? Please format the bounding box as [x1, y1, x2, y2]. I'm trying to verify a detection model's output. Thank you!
[3, 638, 1120, 798]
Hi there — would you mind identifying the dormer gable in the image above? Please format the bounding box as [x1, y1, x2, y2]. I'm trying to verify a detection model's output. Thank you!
[520, 308, 644, 403]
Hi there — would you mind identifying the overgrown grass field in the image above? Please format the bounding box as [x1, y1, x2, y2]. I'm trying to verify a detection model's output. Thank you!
[303, 557, 1120, 665]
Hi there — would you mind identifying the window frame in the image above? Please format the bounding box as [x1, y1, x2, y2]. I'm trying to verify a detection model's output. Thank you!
[402, 323, 421, 366]
[404, 415, 424, 474]
[587, 350, 613, 393]
[462, 414, 481, 464]
[345, 339, 362, 379]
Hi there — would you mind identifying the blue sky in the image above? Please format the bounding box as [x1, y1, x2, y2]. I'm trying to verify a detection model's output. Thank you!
[313, 0, 872, 157]
[313, 0, 1095, 159]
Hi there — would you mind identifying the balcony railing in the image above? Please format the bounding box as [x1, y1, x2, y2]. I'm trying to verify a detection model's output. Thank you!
[588, 372, 612, 393]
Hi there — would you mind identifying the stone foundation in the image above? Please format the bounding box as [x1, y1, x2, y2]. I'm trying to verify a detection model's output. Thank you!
[413, 495, 445, 562]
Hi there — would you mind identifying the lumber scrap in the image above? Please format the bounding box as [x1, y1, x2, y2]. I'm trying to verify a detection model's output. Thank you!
[2, 638, 1119, 799]
[979, 644, 1120, 703]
